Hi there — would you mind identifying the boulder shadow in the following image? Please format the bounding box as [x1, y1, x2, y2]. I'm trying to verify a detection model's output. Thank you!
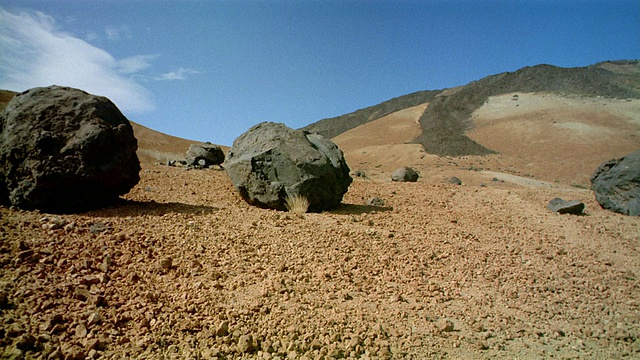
[330, 203, 393, 215]
[86, 199, 219, 218]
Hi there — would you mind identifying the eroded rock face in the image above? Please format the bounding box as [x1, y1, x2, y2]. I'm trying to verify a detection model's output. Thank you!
[590, 149, 640, 216]
[0, 86, 140, 213]
[224, 122, 352, 212]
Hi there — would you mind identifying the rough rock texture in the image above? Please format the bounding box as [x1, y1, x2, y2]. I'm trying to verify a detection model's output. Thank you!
[547, 197, 585, 215]
[391, 166, 419, 182]
[185, 142, 225, 168]
[590, 149, 640, 216]
[224, 122, 352, 212]
[0, 86, 140, 213]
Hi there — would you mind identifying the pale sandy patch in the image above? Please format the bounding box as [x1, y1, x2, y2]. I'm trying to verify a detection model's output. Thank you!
[467, 93, 640, 185]
[333, 103, 428, 150]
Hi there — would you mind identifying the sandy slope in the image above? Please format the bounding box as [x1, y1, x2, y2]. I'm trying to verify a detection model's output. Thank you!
[333, 104, 430, 180]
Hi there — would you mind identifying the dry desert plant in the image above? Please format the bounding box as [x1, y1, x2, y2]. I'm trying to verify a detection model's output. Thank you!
[284, 193, 309, 214]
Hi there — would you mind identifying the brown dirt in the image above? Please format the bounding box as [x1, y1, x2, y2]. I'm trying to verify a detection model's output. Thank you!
[2, 163, 639, 359]
[1, 92, 640, 359]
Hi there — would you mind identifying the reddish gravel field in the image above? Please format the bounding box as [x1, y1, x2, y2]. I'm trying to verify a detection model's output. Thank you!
[1, 161, 639, 359]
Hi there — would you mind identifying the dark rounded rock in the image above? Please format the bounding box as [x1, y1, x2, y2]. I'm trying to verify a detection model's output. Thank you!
[185, 142, 225, 168]
[224, 122, 352, 212]
[0, 86, 140, 213]
[391, 166, 419, 182]
[590, 149, 640, 216]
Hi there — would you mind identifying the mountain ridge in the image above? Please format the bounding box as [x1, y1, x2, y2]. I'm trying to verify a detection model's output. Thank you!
[303, 59, 640, 156]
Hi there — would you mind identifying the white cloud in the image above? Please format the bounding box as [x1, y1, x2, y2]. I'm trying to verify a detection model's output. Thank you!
[0, 8, 154, 114]
[155, 67, 200, 81]
[117, 54, 160, 74]
[105, 25, 131, 41]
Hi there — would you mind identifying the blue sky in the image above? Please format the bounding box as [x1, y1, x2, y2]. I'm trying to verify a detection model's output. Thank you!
[0, 1, 638, 146]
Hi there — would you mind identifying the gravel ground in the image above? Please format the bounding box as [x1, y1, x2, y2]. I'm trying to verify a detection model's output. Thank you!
[1, 164, 639, 359]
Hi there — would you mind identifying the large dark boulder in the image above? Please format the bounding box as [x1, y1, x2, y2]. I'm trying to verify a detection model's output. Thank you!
[224, 122, 352, 212]
[590, 149, 640, 216]
[185, 142, 224, 168]
[0, 85, 140, 213]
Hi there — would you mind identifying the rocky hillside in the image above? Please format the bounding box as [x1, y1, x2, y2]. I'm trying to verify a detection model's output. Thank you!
[415, 60, 640, 155]
[304, 60, 640, 156]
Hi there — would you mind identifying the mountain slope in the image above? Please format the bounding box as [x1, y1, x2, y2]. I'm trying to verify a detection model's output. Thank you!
[300, 90, 440, 139]
[327, 60, 640, 185]
[413, 60, 640, 156]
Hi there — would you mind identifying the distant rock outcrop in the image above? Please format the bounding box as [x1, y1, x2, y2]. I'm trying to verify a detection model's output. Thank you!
[391, 167, 419, 182]
[224, 122, 352, 212]
[590, 149, 640, 216]
[185, 142, 225, 168]
[0, 86, 140, 213]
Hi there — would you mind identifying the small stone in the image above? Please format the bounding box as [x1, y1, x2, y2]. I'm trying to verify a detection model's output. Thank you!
[159, 257, 173, 270]
[201, 348, 220, 359]
[75, 324, 88, 338]
[216, 321, 229, 336]
[79, 275, 101, 286]
[89, 222, 108, 234]
[391, 166, 419, 182]
[86, 337, 107, 351]
[87, 313, 102, 326]
[15, 333, 36, 350]
[63, 222, 76, 232]
[437, 318, 454, 332]
[237, 334, 256, 353]
[547, 197, 585, 215]
[50, 324, 65, 335]
[365, 196, 385, 206]
[449, 177, 462, 185]
[74, 286, 91, 301]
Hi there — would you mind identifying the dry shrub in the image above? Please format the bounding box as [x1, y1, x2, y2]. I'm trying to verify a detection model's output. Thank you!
[285, 194, 309, 214]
